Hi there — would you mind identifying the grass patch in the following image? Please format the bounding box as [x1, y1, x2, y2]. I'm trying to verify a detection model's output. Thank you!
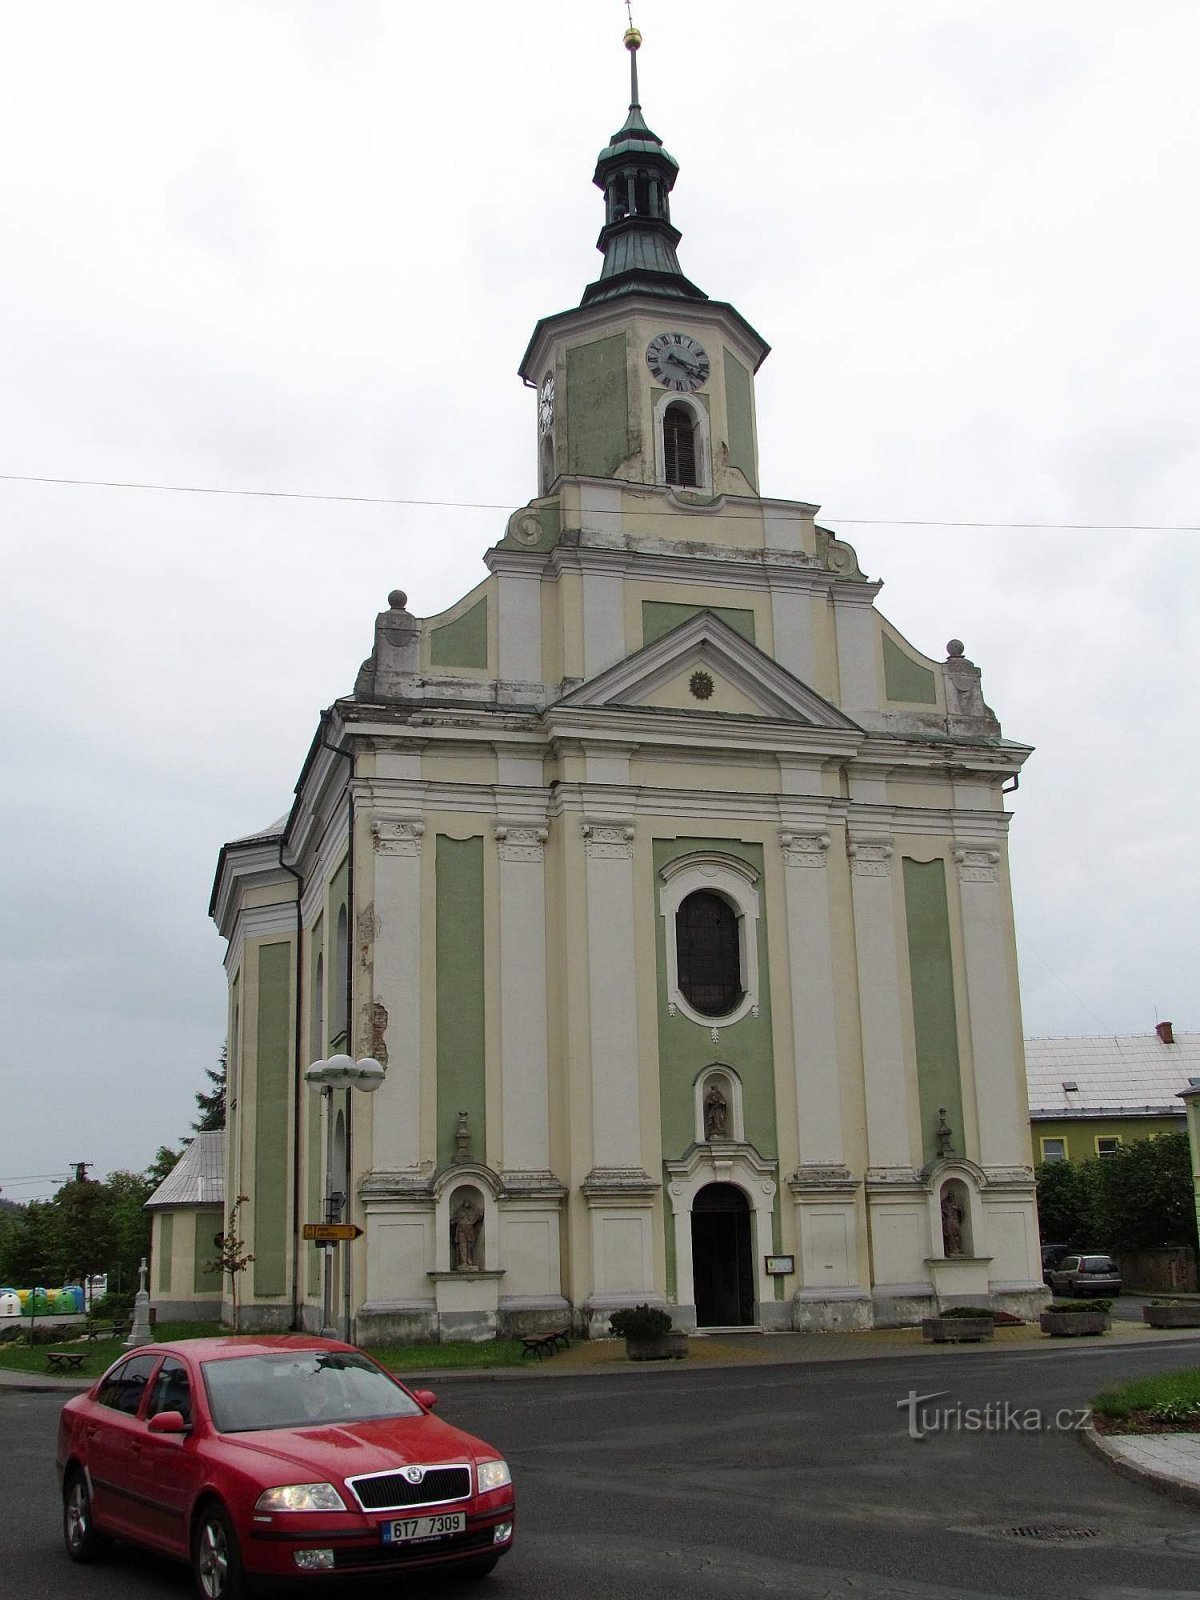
[1093, 1366, 1200, 1424]
[370, 1340, 526, 1372]
[0, 1323, 526, 1378]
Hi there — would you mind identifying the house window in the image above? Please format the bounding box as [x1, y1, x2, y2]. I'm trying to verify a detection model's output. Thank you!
[663, 403, 698, 486]
[676, 891, 742, 1017]
[1039, 1137, 1067, 1163]
[1095, 1136, 1122, 1158]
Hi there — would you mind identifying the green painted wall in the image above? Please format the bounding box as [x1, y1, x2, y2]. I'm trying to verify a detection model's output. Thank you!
[642, 601, 756, 647]
[253, 940, 292, 1297]
[653, 838, 777, 1165]
[1032, 1116, 1185, 1163]
[430, 597, 488, 669]
[436, 836, 486, 1167]
[901, 859, 964, 1166]
[566, 333, 629, 477]
[307, 919, 325, 1298]
[883, 634, 937, 705]
[194, 1209, 224, 1295]
[157, 1214, 173, 1293]
[723, 348, 756, 491]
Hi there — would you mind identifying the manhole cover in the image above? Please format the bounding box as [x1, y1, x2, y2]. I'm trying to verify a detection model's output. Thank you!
[1004, 1525, 1100, 1541]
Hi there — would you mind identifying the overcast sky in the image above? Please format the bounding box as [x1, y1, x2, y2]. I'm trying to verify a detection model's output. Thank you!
[2, 1, 1196, 1198]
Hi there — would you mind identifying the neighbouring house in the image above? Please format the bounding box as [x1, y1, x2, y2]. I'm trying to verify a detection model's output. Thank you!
[1026, 1022, 1197, 1164]
[145, 1132, 225, 1320]
[209, 30, 1045, 1342]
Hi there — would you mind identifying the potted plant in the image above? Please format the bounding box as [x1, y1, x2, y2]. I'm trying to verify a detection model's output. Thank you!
[1142, 1299, 1200, 1329]
[1040, 1297, 1111, 1337]
[609, 1304, 688, 1362]
[921, 1306, 995, 1344]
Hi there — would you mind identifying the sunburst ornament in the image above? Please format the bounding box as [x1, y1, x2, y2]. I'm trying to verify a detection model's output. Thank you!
[689, 670, 714, 700]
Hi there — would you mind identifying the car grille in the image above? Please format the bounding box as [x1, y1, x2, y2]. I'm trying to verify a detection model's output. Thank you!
[346, 1465, 471, 1511]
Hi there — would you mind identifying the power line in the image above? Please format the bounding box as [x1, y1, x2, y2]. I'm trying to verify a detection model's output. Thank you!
[0, 472, 1194, 533]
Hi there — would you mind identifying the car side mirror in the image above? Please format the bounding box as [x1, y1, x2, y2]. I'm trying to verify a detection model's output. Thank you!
[412, 1389, 438, 1411]
[147, 1410, 189, 1434]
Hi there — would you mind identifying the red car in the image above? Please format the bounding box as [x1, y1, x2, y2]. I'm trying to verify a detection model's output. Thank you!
[56, 1335, 515, 1598]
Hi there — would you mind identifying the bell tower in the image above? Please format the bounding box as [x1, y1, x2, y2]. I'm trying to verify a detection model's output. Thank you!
[520, 28, 770, 501]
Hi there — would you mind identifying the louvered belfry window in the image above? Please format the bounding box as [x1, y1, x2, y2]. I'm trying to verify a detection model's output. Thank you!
[676, 891, 742, 1016]
[663, 402, 698, 487]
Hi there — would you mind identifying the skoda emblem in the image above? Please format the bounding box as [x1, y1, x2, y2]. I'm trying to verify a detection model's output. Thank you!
[404, 1466, 425, 1484]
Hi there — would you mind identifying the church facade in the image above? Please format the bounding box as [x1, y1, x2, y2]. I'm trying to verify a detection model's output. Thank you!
[210, 31, 1045, 1341]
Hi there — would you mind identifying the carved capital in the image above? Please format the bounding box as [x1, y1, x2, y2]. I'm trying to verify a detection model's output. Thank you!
[847, 837, 893, 878]
[494, 823, 548, 863]
[582, 821, 635, 860]
[954, 847, 1000, 884]
[779, 830, 831, 868]
[372, 818, 425, 857]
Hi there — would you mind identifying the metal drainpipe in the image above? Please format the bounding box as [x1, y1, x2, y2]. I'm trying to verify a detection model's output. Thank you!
[318, 720, 356, 1342]
[278, 842, 304, 1333]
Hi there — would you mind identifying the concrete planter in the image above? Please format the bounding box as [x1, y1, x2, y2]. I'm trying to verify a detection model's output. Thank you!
[625, 1332, 689, 1362]
[1142, 1303, 1200, 1328]
[1040, 1309, 1109, 1337]
[921, 1316, 994, 1344]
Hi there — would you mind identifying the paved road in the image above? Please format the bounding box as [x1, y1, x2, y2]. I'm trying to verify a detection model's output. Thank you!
[5, 1338, 1200, 1600]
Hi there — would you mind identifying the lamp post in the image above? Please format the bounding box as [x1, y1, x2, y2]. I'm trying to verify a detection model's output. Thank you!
[304, 1055, 384, 1339]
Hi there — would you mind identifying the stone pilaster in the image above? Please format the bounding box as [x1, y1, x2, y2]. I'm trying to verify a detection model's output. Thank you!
[778, 828, 844, 1165]
[369, 817, 424, 1171]
[494, 821, 552, 1175]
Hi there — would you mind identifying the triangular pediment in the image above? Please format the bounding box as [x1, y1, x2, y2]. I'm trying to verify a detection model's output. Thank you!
[555, 611, 860, 729]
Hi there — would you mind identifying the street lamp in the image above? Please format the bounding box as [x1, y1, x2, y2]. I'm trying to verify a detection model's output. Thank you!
[304, 1056, 384, 1338]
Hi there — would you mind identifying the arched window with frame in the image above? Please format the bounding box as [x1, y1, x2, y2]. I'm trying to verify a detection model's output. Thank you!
[676, 890, 742, 1017]
[663, 402, 699, 487]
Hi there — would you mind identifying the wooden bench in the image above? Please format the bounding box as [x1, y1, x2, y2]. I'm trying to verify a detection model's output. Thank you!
[83, 1320, 129, 1342]
[519, 1328, 570, 1360]
[45, 1350, 87, 1373]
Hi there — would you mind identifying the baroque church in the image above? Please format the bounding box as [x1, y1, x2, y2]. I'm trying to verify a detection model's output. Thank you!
[209, 29, 1045, 1342]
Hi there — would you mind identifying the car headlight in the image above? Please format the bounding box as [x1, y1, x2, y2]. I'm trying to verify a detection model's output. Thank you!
[477, 1459, 511, 1493]
[255, 1482, 347, 1513]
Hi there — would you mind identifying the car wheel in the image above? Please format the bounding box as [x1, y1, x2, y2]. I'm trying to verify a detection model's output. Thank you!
[63, 1469, 111, 1563]
[192, 1503, 246, 1600]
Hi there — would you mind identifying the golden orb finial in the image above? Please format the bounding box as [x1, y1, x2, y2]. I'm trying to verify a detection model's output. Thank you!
[624, 26, 642, 51]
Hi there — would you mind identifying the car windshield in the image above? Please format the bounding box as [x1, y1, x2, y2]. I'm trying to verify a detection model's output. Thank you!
[201, 1351, 423, 1433]
[1082, 1256, 1115, 1271]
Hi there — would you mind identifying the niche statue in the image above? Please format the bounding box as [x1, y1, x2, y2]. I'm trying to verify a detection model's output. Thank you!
[703, 1081, 729, 1140]
[451, 1196, 483, 1271]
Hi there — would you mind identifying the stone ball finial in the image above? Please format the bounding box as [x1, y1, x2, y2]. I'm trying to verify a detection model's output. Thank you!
[946, 639, 965, 658]
[388, 590, 408, 611]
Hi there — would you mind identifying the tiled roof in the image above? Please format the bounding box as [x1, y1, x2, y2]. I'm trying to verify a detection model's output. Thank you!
[1024, 1031, 1200, 1118]
[145, 1132, 225, 1209]
[228, 813, 289, 847]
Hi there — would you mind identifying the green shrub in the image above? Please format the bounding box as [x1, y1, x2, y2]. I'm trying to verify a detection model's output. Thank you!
[90, 1291, 133, 1319]
[1045, 1297, 1111, 1314]
[938, 1306, 994, 1319]
[1147, 1397, 1200, 1423]
[609, 1303, 673, 1340]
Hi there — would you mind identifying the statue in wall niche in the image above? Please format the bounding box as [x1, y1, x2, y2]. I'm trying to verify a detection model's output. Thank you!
[941, 1190, 966, 1257]
[452, 1196, 483, 1271]
[936, 1107, 954, 1158]
[454, 1110, 471, 1163]
[703, 1081, 729, 1141]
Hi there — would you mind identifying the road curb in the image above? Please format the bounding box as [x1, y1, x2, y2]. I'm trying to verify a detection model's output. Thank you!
[1081, 1423, 1200, 1511]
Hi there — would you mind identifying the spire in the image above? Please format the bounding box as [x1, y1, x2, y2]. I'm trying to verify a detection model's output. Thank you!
[581, 27, 707, 307]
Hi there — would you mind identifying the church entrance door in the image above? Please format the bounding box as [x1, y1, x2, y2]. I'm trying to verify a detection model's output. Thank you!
[691, 1182, 755, 1327]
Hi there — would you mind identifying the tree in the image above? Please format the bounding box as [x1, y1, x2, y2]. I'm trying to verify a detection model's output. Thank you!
[1095, 1132, 1198, 1253]
[1035, 1159, 1099, 1246]
[192, 1045, 227, 1133]
[108, 1170, 154, 1294]
[206, 1194, 255, 1332]
[51, 1179, 117, 1287]
[144, 1145, 185, 1190]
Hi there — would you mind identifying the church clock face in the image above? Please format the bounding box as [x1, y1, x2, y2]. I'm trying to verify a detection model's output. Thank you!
[646, 331, 710, 392]
[538, 372, 555, 434]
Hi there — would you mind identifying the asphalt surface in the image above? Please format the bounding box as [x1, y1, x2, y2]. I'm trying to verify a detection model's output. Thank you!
[5, 1336, 1200, 1600]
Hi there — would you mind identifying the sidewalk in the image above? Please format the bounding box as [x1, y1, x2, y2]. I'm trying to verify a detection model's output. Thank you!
[5, 1319, 1199, 1507]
